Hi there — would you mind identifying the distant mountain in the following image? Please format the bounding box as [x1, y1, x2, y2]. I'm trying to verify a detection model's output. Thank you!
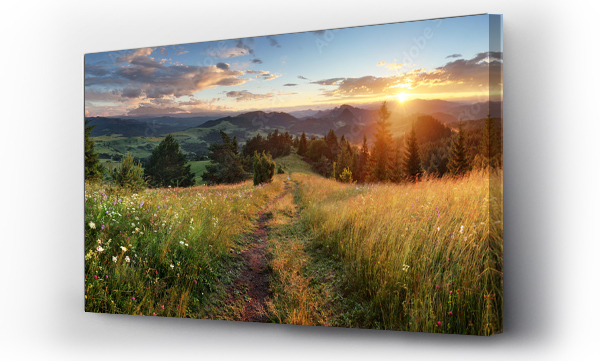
[87, 116, 215, 137]
[90, 99, 502, 162]
[446, 101, 502, 120]
[288, 109, 319, 118]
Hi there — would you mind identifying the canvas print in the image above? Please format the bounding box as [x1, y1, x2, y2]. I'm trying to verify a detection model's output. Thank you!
[84, 14, 503, 335]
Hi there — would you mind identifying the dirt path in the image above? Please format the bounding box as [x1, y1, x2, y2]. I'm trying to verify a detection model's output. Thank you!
[228, 182, 292, 322]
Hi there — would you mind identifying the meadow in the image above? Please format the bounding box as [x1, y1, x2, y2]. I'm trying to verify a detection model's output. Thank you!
[84, 177, 283, 317]
[85, 154, 502, 335]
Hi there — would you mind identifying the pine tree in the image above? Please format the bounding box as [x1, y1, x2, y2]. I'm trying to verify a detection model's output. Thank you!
[448, 123, 470, 176]
[84, 119, 105, 181]
[298, 131, 308, 156]
[324, 129, 339, 161]
[145, 134, 195, 188]
[202, 130, 249, 185]
[253, 151, 276, 185]
[402, 126, 423, 182]
[356, 135, 370, 182]
[479, 115, 501, 168]
[110, 153, 146, 190]
[370, 102, 393, 182]
[391, 145, 404, 183]
[334, 137, 354, 181]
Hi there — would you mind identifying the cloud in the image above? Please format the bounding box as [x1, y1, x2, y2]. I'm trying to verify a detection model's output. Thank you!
[298, 75, 309, 80]
[225, 90, 274, 102]
[252, 59, 263, 64]
[127, 104, 186, 116]
[283, 83, 297, 86]
[235, 39, 254, 56]
[85, 109, 90, 117]
[177, 50, 189, 55]
[159, 47, 168, 56]
[377, 62, 386, 66]
[206, 44, 250, 59]
[86, 54, 250, 100]
[121, 87, 143, 98]
[311, 77, 344, 85]
[446, 54, 462, 58]
[216, 62, 230, 70]
[317, 52, 503, 98]
[84, 63, 110, 77]
[261, 73, 280, 81]
[116, 48, 154, 63]
[386, 63, 407, 70]
[246, 70, 280, 81]
[266, 35, 281, 48]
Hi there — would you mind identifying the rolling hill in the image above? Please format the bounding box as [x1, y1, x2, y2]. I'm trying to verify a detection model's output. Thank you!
[90, 99, 502, 162]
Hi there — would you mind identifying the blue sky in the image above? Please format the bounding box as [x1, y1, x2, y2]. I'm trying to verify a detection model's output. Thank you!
[85, 14, 502, 117]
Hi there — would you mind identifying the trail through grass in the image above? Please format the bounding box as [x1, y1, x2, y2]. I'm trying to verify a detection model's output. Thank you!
[85, 153, 502, 335]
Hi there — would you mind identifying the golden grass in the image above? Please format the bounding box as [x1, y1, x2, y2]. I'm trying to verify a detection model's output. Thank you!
[295, 170, 503, 334]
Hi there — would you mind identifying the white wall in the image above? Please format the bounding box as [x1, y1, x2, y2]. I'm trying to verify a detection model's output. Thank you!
[1, 1, 598, 360]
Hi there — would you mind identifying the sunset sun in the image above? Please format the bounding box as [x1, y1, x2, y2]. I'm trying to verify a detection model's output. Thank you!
[397, 92, 408, 103]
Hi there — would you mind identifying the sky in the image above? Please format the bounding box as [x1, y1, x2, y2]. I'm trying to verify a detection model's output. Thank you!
[84, 14, 502, 117]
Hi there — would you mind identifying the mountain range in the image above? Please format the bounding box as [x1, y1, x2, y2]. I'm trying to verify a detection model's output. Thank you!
[88, 99, 502, 160]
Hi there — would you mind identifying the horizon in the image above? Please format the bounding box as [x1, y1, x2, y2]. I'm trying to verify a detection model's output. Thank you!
[85, 14, 502, 118]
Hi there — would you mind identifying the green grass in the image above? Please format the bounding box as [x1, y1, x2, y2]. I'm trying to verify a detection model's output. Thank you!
[84, 178, 284, 317]
[187, 160, 211, 185]
[85, 152, 503, 334]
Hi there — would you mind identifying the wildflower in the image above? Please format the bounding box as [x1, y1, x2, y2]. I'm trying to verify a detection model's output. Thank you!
[170, 264, 174, 268]
[96, 246, 104, 252]
[94, 275, 97, 280]
[402, 264, 410, 272]
[180, 241, 184, 245]
[132, 297, 135, 301]
[161, 305, 165, 310]
[106, 275, 109, 279]
[448, 311, 453, 317]
[89, 222, 96, 229]
[97, 239, 102, 244]
[437, 321, 442, 327]
[449, 290, 453, 294]
[131, 223, 135, 227]
[185, 243, 189, 247]
[460, 225, 464, 234]
[140, 313, 143, 316]
[153, 313, 156, 316]
[125, 256, 130, 263]
[120, 246, 127, 252]
[101, 225, 105, 230]
[435, 285, 439, 289]
[193, 280, 197, 284]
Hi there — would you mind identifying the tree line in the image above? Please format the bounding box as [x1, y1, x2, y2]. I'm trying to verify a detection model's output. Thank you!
[85, 101, 502, 189]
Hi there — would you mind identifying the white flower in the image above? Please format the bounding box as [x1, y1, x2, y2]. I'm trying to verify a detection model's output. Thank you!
[125, 256, 130, 263]
[170, 264, 174, 268]
[89, 222, 96, 229]
[460, 225, 464, 234]
[402, 264, 410, 271]
[112, 256, 117, 263]
[97, 239, 102, 244]
[185, 243, 189, 247]
[131, 223, 135, 227]
[120, 246, 127, 252]
[96, 246, 104, 252]
[180, 241, 184, 245]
